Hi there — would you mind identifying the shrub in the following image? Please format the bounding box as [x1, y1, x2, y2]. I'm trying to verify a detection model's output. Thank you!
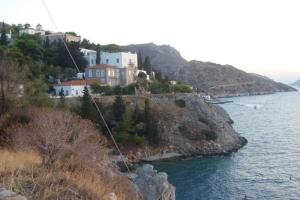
[149, 80, 172, 94]
[131, 134, 146, 146]
[172, 84, 193, 93]
[201, 130, 217, 141]
[175, 99, 186, 107]
[198, 116, 209, 125]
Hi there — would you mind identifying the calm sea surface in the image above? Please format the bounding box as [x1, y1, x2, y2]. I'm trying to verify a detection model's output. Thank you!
[154, 91, 300, 200]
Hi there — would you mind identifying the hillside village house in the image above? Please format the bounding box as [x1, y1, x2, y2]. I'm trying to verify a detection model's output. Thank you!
[19, 24, 45, 36]
[85, 51, 138, 86]
[53, 80, 96, 97]
[41, 32, 81, 43]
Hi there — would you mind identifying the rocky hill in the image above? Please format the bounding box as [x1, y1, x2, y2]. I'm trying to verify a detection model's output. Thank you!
[292, 79, 300, 87]
[95, 93, 247, 161]
[123, 43, 296, 97]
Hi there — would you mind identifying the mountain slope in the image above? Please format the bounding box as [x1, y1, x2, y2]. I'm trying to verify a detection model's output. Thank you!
[292, 79, 300, 87]
[124, 43, 296, 97]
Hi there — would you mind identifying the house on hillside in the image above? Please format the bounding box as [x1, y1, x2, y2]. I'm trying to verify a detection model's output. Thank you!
[85, 64, 135, 86]
[53, 80, 97, 97]
[19, 24, 45, 36]
[80, 48, 97, 67]
[41, 32, 81, 44]
[84, 51, 138, 86]
[100, 52, 137, 68]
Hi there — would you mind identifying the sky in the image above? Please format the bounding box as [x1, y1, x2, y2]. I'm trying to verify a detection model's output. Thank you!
[1, 0, 300, 83]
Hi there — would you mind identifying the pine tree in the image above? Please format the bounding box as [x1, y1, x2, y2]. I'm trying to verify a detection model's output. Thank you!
[133, 104, 143, 123]
[118, 110, 135, 135]
[138, 51, 143, 70]
[144, 99, 151, 137]
[0, 22, 8, 46]
[113, 95, 125, 121]
[143, 56, 151, 74]
[96, 45, 101, 64]
[81, 86, 93, 119]
[144, 99, 160, 145]
[57, 88, 66, 109]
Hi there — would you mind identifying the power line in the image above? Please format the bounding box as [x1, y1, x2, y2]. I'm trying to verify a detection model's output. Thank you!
[40, 0, 130, 172]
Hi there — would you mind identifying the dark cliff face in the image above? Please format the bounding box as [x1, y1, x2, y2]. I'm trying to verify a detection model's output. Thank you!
[123, 43, 296, 97]
[96, 94, 247, 156]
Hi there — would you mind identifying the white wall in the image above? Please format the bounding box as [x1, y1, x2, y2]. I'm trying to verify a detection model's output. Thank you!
[100, 52, 137, 68]
[19, 28, 36, 35]
[54, 85, 91, 97]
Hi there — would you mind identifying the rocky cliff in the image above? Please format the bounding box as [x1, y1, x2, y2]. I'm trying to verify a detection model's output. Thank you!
[96, 93, 247, 161]
[123, 43, 296, 97]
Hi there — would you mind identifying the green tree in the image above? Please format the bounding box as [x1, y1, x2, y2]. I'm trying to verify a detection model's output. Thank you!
[81, 86, 93, 119]
[16, 35, 43, 61]
[96, 45, 101, 64]
[138, 51, 143, 70]
[56, 41, 87, 71]
[113, 95, 125, 121]
[25, 78, 53, 107]
[144, 99, 159, 145]
[143, 56, 152, 74]
[133, 104, 143, 123]
[57, 88, 67, 109]
[0, 22, 8, 46]
[117, 110, 135, 141]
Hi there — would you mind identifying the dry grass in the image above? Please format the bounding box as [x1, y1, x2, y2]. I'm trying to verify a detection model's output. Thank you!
[0, 150, 41, 173]
[0, 107, 140, 200]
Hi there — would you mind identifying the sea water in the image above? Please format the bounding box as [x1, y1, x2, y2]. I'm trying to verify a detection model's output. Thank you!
[154, 91, 300, 200]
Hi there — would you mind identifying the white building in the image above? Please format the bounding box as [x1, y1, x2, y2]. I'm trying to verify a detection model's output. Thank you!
[53, 80, 96, 97]
[19, 24, 45, 36]
[80, 48, 97, 67]
[19, 28, 36, 35]
[41, 32, 81, 44]
[100, 52, 137, 68]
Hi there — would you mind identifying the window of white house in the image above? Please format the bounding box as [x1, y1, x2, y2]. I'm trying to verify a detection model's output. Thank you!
[115, 70, 119, 78]
[96, 70, 100, 77]
[108, 70, 111, 76]
[66, 90, 69, 96]
[106, 59, 109, 64]
[116, 58, 119, 63]
[100, 69, 105, 77]
[89, 70, 93, 77]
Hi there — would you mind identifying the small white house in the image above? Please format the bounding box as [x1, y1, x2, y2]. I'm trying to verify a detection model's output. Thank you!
[80, 48, 97, 67]
[19, 28, 36, 35]
[53, 80, 96, 97]
[19, 24, 46, 36]
[100, 52, 137, 68]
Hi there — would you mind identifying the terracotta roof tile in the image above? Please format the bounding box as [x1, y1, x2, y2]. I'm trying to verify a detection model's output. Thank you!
[55, 80, 99, 86]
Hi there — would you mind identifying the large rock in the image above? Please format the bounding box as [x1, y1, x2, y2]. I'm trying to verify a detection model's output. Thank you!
[0, 188, 26, 200]
[134, 164, 175, 200]
[123, 43, 296, 97]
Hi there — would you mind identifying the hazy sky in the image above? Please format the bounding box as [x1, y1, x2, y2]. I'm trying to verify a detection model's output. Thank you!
[1, 0, 300, 83]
